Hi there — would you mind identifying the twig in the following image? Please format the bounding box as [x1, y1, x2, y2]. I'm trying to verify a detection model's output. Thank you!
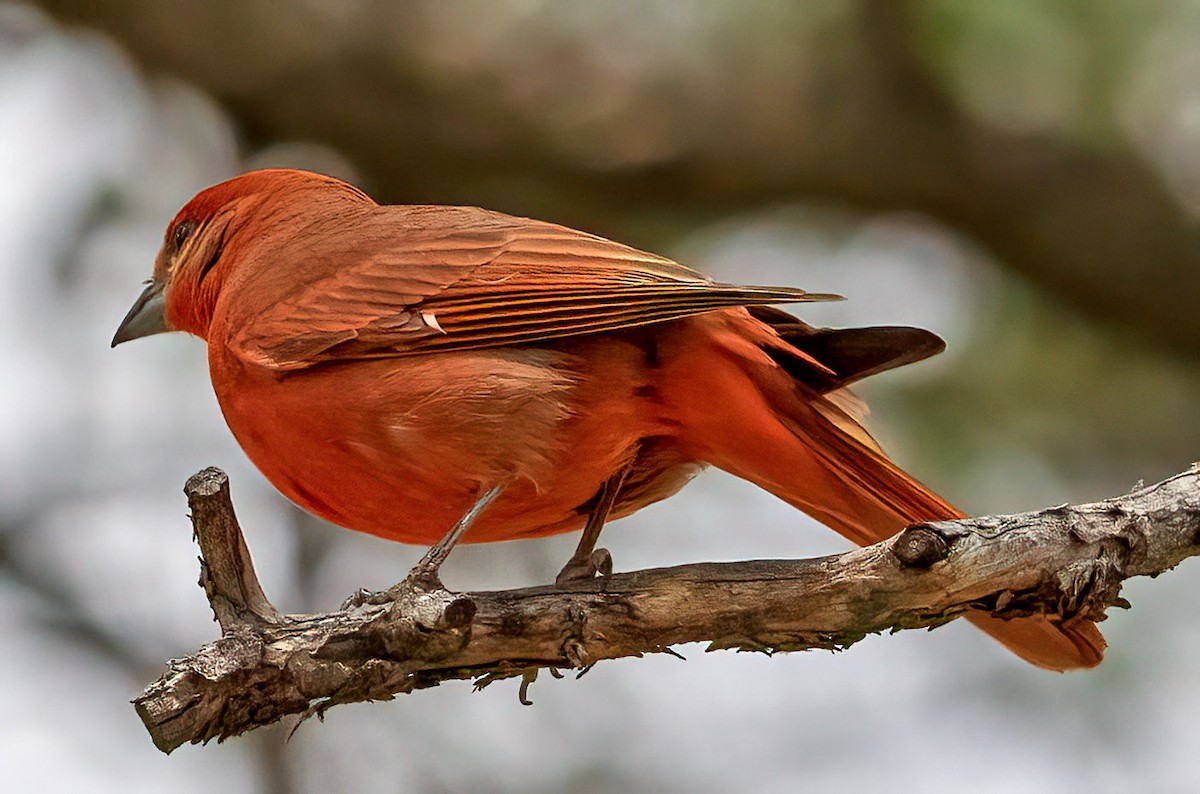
[135, 465, 1200, 753]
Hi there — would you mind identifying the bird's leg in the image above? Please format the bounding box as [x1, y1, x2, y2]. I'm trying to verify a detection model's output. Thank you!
[556, 466, 631, 585]
[402, 484, 504, 592]
[345, 485, 504, 607]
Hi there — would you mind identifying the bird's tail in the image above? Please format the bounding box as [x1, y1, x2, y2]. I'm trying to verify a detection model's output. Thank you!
[661, 310, 1104, 670]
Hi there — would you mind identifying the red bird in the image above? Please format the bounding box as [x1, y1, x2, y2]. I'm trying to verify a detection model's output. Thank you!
[113, 169, 1103, 670]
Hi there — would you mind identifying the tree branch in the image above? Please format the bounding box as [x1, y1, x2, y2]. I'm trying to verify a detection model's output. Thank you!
[135, 466, 1200, 753]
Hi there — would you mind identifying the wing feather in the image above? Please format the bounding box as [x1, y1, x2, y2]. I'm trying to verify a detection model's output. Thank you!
[230, 206, 838, 370]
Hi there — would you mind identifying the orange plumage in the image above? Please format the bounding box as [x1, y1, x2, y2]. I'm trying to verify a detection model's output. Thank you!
[113, 169, 1104, 670]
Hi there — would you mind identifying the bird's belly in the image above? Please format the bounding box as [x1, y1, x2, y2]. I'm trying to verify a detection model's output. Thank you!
[209, 342, 676, 545]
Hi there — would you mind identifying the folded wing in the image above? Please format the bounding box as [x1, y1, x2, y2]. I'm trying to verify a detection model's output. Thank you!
[231, 206, 839, 370]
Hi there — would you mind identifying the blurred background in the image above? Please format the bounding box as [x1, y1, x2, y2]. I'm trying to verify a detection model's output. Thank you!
[2, 1, 1199, 791]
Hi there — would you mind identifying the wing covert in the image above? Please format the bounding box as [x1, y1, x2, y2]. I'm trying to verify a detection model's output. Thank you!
[230, 205, 838, 370]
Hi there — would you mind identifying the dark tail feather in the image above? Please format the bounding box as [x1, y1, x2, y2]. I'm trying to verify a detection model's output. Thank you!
[746, 305, 946, 393]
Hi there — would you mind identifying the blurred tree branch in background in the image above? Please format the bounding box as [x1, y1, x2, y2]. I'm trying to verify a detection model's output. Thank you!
[137, 465, 1200, 753]
[35, 0, 1200, 355]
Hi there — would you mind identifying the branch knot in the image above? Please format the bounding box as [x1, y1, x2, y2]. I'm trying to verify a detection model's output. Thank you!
[892, 524, 951, 568]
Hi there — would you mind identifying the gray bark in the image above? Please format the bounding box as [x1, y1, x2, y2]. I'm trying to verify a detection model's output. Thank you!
[135, 466, 1200, 753]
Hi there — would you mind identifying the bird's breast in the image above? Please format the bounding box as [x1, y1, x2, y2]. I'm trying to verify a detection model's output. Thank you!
[205, 335, 675, 544]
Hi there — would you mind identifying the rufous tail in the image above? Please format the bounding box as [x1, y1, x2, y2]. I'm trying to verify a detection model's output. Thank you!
[662, 313, 1104, 670]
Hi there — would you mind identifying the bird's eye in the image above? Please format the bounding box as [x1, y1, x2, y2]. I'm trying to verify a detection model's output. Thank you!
[172, 219, 197, 250]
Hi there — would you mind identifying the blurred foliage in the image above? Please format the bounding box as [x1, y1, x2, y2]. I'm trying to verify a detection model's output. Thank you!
[917, 0, 1157, 143]
[37, 0, 1200, 355]
[881, 277, 1200, 514]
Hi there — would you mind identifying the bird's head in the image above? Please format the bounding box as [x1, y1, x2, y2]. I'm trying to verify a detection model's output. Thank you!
[111, 168, 370, 346]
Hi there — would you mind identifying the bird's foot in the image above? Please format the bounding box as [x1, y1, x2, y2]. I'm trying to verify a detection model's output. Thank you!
[341, 586, 402, 609]
[397, 533, 457, 593]
[555, 547, 613, 586]
[339, 562, 447, 610]
[341, 487, 503, 610]
[399, 562, 447, 594]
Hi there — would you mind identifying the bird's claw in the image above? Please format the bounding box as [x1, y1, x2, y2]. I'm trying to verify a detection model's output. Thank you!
[339, 563, 447, 609]
[341, 586, 397, 609]
[400, 565, 447, 594]
[555, 547, 613, 586]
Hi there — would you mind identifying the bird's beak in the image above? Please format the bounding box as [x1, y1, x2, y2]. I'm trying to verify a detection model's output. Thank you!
[111, 281, 169, 347]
